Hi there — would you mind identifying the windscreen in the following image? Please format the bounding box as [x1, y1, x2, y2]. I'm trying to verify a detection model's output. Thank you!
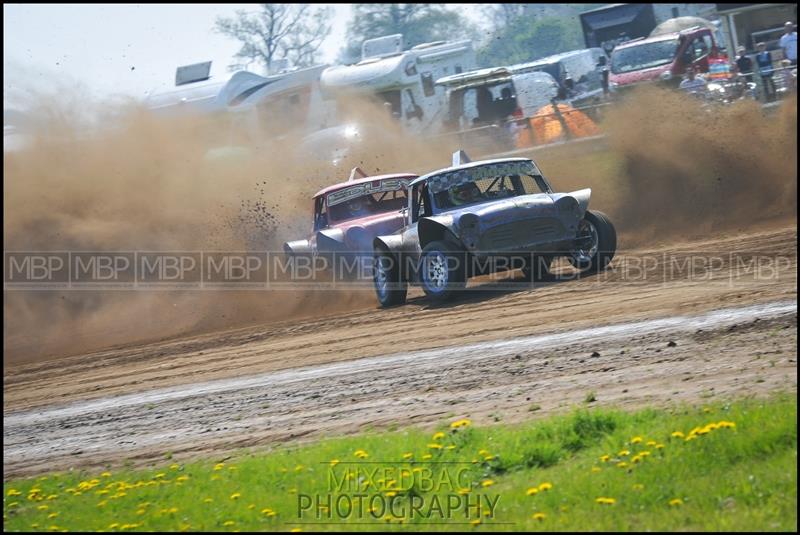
[327, 180, 408, 222]
[426, 161, 550, 211]
[611, 39, 678, 74]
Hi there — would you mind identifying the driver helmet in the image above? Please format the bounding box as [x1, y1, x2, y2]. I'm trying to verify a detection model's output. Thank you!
[449, 183, 479, 206]
[347, 197, 366, 216]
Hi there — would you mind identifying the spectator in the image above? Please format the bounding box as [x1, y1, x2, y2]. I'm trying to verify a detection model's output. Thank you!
[735, 46, 753, 83]
[779, 21, 797, 66]
[679, 66, 707, 95]
[755, 42, 776, 101]
[778, 59, 796, 93]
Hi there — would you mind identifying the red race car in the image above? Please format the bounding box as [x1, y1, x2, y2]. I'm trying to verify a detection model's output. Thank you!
[283, 168, 416, 278]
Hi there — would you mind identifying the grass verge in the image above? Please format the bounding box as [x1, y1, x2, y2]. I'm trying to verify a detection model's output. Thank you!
[3, 394, 796, 532]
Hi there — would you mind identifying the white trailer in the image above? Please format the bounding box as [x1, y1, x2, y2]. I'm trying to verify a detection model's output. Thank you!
[145, 61, 334, 145]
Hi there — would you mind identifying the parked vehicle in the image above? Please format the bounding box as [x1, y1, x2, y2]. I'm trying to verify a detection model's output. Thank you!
[371, 151, 617, 306]
[608, 26, 729, 92]
[510, 48, 609, 106]
[319, 34, 476, 136]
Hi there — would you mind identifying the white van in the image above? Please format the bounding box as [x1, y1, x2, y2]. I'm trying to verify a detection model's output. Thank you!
[436, 67, 560, 131]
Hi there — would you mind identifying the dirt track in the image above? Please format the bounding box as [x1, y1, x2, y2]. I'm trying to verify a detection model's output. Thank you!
[3, 224, 797, 479]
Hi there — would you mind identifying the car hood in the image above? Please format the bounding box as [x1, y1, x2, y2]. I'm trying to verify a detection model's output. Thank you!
[610, 63, 671, 84]
[426, 190, 590, 233]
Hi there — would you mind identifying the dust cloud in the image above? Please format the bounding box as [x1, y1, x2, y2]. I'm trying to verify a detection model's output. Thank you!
[4, 85, 796, 363]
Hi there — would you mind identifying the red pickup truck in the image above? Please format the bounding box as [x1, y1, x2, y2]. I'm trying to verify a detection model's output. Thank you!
[609, 26, 729, 90]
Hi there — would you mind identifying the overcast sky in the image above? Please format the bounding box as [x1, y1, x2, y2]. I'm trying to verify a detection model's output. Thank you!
[3, 3, 486, 108]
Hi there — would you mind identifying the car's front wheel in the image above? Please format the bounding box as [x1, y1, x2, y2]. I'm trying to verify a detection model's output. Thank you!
[419, 240, 467, 302]
[569, 210, 616, 273]
[373, 250, 407, 307]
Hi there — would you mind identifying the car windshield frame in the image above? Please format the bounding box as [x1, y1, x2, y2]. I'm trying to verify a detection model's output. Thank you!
[325, 180, 408, 224]
[422, 161, 552, 214]
[610, 39, 679, 74]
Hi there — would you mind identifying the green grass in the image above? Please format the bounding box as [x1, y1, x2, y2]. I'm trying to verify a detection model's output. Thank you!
[3, 394, 796, 532]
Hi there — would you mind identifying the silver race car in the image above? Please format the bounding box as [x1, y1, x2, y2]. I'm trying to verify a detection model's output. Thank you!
[372, 151, 616, 306]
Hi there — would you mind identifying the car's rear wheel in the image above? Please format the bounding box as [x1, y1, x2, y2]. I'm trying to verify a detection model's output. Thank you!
[373, 250, 407, 307]
[569, 210, 616, 273]
[419, 240, 467, 302]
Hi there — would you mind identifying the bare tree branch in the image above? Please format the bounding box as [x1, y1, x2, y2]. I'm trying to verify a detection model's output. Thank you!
[214, 4, 332, 72]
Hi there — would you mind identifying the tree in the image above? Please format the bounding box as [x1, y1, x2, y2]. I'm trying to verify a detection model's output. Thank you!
[215, 4, 332, 72]
[477, 4, 606, 67]
[477, 15, 583, 67]
[340, 4, 478, 64]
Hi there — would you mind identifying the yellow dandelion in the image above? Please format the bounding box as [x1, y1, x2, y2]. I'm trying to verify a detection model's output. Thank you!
[97, 500, 107, 507]
[101, 472, 112, 478]
[630, 436, 643, 444]
[671, 431, 684, 438]
[402, 453, 414, 460]
[329, 459, 340, 467]
[169, 463, 180, 470]
[600, 454, 610, 462]
[223, 520, 235, 527]
[38, 505, 49, 511]
[428, 443, 443, 450]
[385, 491, 397, 497]
[458, 488, 471, 495]
[646, 440, 657, 446]
[631, 455, 642, 464]
[478, 449, 490, 456]
[290, 529, 303, 533]
[422, 454, 432, 460]
[669, 498, 683, 506]
[483, 455, 495, 461]
[655, 443, 665, 449]
[213, 463, 225, 471]
[471, 519, 481, 526]
[168, 507, 179, 514]
[526, 487, 539, 496]
[538, 482, 553, 491]
[109, 523, 119, 530]
[7, 489, 21, 497]
[617, 462, 628, 469]
[451, 418, 472, 429]
[154, 473, 166, 479]
[591, 466, 602, 473]
[618, 449, 630, 456]
[47, 513, 59, 519]
[230, 492, 241, 500]
[354, 449, 369, 459]
[432, 431, 446, 441]
[447, 445, 456, 450]
[294, 465, 304, 472]
[481, 480, 495, 487]
[532, 512, 546, 521]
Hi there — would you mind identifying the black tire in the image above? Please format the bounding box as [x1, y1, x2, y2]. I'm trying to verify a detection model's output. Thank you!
[373, 249, 407, 307]
[569, 210, 617, 273]
[521, 255, 554, 283]
[419, 240, 467, 302]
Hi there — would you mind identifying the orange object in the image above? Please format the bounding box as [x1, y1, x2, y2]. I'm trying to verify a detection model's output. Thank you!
[516, 103, 600, 148]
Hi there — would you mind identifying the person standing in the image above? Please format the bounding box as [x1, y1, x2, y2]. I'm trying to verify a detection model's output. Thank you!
[755, 42, 776, 102]
[779, 21, 797, 66]
[735, 46, 753, 83]
[679, 66, 707, 96]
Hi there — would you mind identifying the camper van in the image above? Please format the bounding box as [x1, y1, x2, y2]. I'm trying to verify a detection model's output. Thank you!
[319, 34, 476, 135]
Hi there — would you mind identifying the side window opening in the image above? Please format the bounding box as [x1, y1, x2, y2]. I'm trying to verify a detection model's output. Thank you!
[421, 72, 435, 97]
[314, 197, 328, 230]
